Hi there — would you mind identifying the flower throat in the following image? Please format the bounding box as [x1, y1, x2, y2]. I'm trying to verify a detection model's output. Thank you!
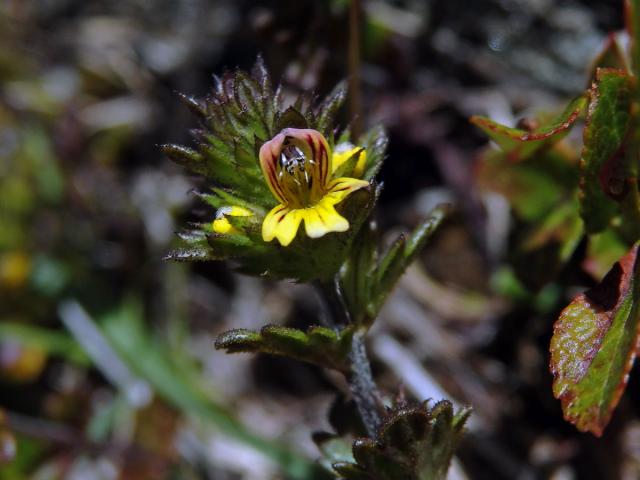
[278, 140, 322, 208]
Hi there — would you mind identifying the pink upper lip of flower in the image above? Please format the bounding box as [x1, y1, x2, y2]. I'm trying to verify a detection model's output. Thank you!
[259, 128, 331, 206]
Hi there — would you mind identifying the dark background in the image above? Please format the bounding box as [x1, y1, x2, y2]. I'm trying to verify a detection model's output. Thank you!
[0, 1, 635, 479]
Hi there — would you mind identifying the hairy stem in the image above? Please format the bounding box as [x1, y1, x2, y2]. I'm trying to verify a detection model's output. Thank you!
[348, 331, 383, 437]
[315, 276, 383, 436]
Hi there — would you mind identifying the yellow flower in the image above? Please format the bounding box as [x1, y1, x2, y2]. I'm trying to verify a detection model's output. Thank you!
[212, 206, 253, 235]
[332, 144, 366, 178]
[259, 128, 369, 246]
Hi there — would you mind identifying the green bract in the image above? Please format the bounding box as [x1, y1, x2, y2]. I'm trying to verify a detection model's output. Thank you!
[318, 400, 471, 480]
[162, 58, 387, 281]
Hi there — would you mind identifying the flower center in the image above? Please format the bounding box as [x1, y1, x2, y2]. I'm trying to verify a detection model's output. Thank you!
[276, 139, 325, 208]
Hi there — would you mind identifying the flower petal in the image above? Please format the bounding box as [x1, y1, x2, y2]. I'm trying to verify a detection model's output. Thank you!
[259, 128, 332, 206]
[274, 209, 304, 246]
[302, 200, 349, 238]
[280, 128, 331, 187]
[262, 204, 290, 242]
[262, 205, 303, 246]
[324, 177, 369, 205]
[213, 217, 235, 234]
[259, 132, 288, 203]
[227, 206, 253, 217]
[332, 146, 366, 177]
[213, 206, 253, 234]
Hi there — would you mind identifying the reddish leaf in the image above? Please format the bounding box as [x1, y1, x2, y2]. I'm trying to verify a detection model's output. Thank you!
[470, 95, 587, 162]
[550, 242, 640, 436]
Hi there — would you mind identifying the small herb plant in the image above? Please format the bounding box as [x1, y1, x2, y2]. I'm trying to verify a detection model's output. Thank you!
[473, 0, 640, 437]
[164, 58, 470, 478]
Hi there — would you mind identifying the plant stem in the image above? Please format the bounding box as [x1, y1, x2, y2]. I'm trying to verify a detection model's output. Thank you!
[315, 276, 351, 327]
[348, 331, 383, 437]
[348, 0, 363, 140]
[315, 277, 383, 437]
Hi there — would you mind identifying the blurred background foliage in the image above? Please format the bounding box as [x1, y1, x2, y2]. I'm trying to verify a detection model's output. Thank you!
[1, 0, 637, 479]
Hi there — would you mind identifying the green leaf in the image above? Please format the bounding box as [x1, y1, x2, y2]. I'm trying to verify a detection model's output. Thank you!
[372, 205, 449, 317]
[340, 205, 448, 327]
[161, 144, 205, 175]
[511, 199, 583, 290]
[475, 146, 579, 222]
[550, 242, 640, 436]
[163, 246, 219, 262]
[316, 81, 347, 137]
[176, 92, 208, 118]
[579, 68, 633, 233]
[166, 60, 281, 209]
[333, 401, 471, 480]
[340, 221, 378, 325]
[192, 191, 240, 212]
[470, 94, 587, 162]
[275, 106, 309, 133]
[360, 125, 388, 181]
[215, 325, 355, 373]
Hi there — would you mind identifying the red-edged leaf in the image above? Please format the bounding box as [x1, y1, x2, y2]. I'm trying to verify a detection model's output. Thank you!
[550, 242, 640, 436]
[470, 94, 587, 162]
[579, 68, 633, 233]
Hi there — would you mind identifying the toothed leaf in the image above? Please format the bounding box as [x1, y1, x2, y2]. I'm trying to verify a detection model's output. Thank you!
[316, 81, 347, 137]
[215, 325, 355, 373]
[340, 204, 448, 327]
[471, 94, 587, 162]
[550, 242, 640, 436]
[335, 401, 471, 480]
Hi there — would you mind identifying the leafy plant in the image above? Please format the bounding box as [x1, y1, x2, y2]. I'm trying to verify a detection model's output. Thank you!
[473, 0, 640, 437]
[167, 57, 470, 478]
